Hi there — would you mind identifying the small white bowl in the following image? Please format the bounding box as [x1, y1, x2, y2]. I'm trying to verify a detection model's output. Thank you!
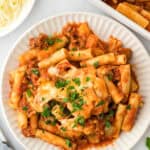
[0, 0, 36, 37]
[1, 12, 150, 150]
[89, 0, 150, 41]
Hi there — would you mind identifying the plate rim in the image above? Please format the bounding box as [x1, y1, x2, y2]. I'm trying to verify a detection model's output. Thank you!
[0, 11, 150, 150]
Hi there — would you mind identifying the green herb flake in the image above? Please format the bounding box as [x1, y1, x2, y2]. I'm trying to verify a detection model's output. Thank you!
[45, 38, 55, 46]
[78, 52, 81, 57]
[86, 77, 90, 82]
[72, 78, 81, 86]
[22, 106, 28, 111]
[63, 97, 69, 102]
[69, 91, 79, 101]
[42, 97, 45, 101]
[109, 110, 115, 117]
[96, 100, 105, 107]
[71, 47, 77, 51]
[99, 113, 104, 119]
[93, 61, 99, 68]
[60, 127, 66, 132]
[26, 89, 32, 97]
[55, 79, 69, 88]
[126, 104, 131, 110]
[107, 73, 113, 81]
[65, 139, 72, 147]
[72, 101, 83, 112]
[31, 68, 40, 76]
[41, 107, 51, 117]
[67, 86, 75, 91]
[105, 120, 111, 128]
[55, 38, 62, 43]
[75, 116, 85, 126]
[51, 120, 57, 126]
[146, 137, 150, 150]
[45, 120, 51, 125]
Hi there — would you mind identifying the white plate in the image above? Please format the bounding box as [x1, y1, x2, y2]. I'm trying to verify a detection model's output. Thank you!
[1, 12, 150, 150]
[0, 0, 36, 37]
[88, 0, 150, 41]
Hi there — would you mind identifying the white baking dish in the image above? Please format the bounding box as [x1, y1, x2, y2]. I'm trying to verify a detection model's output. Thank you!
[89, 0, 150, 40]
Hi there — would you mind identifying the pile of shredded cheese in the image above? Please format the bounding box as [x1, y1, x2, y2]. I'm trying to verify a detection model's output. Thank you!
[0, 0, 26, 28]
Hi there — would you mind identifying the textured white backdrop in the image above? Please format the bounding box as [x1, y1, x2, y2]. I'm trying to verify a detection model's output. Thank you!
[0, 0, 149, 150]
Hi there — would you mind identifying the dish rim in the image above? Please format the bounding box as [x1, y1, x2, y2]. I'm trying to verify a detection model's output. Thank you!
[88, 0, 150, 41]
[0, 0, 36, 37]
[0, 11, 150, 150]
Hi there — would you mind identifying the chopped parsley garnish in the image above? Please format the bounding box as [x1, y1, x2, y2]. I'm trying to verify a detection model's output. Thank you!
[108, 110, 115, 117]
[45, 119, 56, 126]
[126, 104, 131, 110]
[26, 89, 32, 97]
[31, 68, 40, 76]
[51, 120, 57, 126]
[78, 52, 81, 56]
[72, 78, 81, 86]
[93, 61, 99, 68]
[55, 38, 62, 43]
[22, 106, 28, 111]
[67, 86, 75, 91]
[41, 107, 51, 117]
[96, 100, 105, 107]
[99, 113, 104, 119]
[63, 97, 69, 102]
[45, 38, 55, 46]
[42, 97, 45, 101]
[55, 79, 69, 88]
[86, 77, 90, 82]
[59, 105, 65, 113]
[105, 120, 111, 128]
[60, 127, 66, 132]
[107, 73, 113, 81]
[69, 91, 79, 101]
[45, 120, 51, 125]
[72, 100, 84, 112]
[75, 116, 85, 126]
[71, 47, 77, 51]
[65, 139, 72, 147]
[146, 137, 150, 150]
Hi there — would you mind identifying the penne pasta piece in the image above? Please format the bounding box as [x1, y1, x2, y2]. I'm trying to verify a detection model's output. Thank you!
[92, 48, 105, 56]
[37, 36, 68, 60]
[113, 104, 126, 138]
[80, 53, 116, 67]
[35, 129, 76, 150]
[68, 49, 93, 61]
[77, 23, 91, 36]
[122, 93, 141, 131]
[19, 49, 37, 65]
[39, 118, 59, 134]
[131, 77, 139, 92]
[123, 2, 141, 11]
[119, 64, 131, 97]
[116, 3, 149, 28]
[104, 76, 124, 104]
[38, 48, 68, 68]
[140, 9, 150, 20]
[114, 54, 127, 65]
[17, 111, 28, 129]
[94, 77, 108, 100]
[30, 114, 38, 130]
[9, 66, 26, 109]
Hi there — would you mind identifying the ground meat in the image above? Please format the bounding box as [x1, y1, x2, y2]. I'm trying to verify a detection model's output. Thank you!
[22, 127, 35, 137]
[29, 33, 48, 49]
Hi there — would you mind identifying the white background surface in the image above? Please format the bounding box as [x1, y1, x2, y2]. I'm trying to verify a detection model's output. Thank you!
[0, 0, 149, 149]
